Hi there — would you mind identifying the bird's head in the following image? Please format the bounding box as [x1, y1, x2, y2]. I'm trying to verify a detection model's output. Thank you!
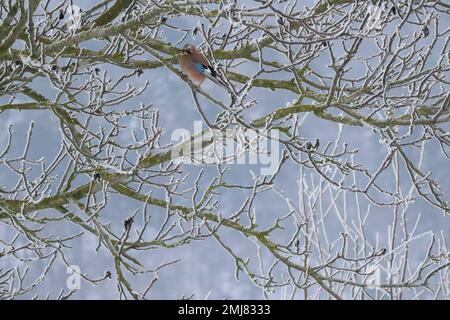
[182, 44, 197, 54]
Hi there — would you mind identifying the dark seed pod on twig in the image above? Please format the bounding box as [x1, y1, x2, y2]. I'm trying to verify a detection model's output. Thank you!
[422, 25, 429, 38]
[390, 6, 397, 16]
[93, 172, 101, 181]
[124, 217, 134, 230]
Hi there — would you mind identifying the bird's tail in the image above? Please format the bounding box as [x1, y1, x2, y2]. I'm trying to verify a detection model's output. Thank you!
[204, 71, 232, 93]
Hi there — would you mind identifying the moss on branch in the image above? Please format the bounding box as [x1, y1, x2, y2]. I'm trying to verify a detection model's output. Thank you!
[94, 0, 134, 26]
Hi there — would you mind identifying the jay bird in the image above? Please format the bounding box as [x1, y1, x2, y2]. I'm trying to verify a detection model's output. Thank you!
[179, 44, 229, 91]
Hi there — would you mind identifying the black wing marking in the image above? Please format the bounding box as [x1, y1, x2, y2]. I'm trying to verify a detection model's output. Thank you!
[207, 65, 218, 77]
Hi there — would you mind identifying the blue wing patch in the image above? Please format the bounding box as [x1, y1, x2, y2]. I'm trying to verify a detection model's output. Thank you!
[194, 63, 207, 73]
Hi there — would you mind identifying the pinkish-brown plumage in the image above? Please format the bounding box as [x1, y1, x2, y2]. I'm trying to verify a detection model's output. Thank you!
[179, 44, 209, 85]
[179, 44, 230, 91]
